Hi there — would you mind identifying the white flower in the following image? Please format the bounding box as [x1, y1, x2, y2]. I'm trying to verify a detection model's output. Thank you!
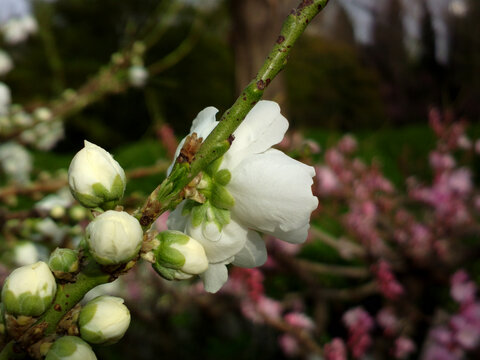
[79, 296, 130, 345]
[152, 230, 209, 280]
[86, 210, 143, 265]
[45, 336, 97, 360]
[83, 279, 123, 303]
[2, 16, 38, 45]
[0, 82, 11, 115]
[0, 50, 13, 76]
[68, 140, 126, 208]
[13, 241, 39, 266]
[128, 65, 148, 87]
[1, 261, 57, 316]
[168, 101, 318, 292]
[0, 141, 32, 184]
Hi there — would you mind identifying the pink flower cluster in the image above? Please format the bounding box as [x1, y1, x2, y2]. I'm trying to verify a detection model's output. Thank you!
[371, 260, 404, 300]
[423, 270, 480, 360]
[342, 307, 374, 358]
[324, 338, 347, 360]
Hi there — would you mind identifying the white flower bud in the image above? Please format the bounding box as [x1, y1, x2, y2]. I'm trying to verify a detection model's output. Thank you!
[79, 296, 130, 345]
[0, 50, 13, 76]
[0, 82, 11, 116]
[86, 210, 143, 265]
[153, 230, 208, 280]
[128, 65, 148, 87]
[68, 140, 126, 209]
[13, 241, 39, 266]
[45, 336, 97, 360]
[1, 261, 57, 316]
[48, 248, 79, 274]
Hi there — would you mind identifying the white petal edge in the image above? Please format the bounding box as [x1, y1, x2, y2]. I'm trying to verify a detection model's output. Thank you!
[185, 216, 249, 263]
[222, 101, 288, 169]
[232, 230, 267, 268]
[200, 262, 228, 293]
[228, 148, 318, 242]
[166, 201, 188, 232]
[167, 107, 219, 175]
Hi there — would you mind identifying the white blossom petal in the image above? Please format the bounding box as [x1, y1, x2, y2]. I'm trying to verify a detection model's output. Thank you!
[269, 222, 310, 244]
[228, 148, 317, 242]
[185, 216, 248, 263]
[223, 101, 288, 169]
[166, 201, 188, 231]
[232, 230, 267, 268]
[167, 107, 219, 175]
[200, 262, 228, 293]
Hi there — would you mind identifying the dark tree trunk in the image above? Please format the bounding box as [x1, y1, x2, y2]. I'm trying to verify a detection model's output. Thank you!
[230, 0, 290, 111]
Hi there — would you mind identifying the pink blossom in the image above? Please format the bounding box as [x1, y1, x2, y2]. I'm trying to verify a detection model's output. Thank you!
[450, 270, 476, 305]
[284, 312, 315, 331]
[325, 148, 345, 170]
[372, 260, 404, 300]
[377, 307, 400, 336]
[279, 334, 299, 357]
[475, 139, 480, 154]
[316, 166, 340, 195]
[155, 211, 170, 232]
[338, 134, 357, 154]
[457, 135, 472, 150]
[446, 168, 472, 196]
[393, 336, 416, 359]
[324, 338, 347, 360]
[429, 151, 456, 172]
[343, 307, 374, 359]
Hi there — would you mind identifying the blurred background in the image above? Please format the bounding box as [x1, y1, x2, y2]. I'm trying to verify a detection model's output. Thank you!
[1, 0, 480, 359]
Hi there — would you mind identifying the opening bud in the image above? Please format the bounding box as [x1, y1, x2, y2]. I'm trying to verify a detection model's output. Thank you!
[45, 336, 97, 360]
[153, 230, 208, 280]
[79, 295, 130, 345]
[48, 248, 79, 280]
[68, 140, 126, 209]
[1, 261, 57, 317]
[86, 210, 143, 265]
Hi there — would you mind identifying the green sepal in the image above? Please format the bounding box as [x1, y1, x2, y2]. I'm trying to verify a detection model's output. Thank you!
[79, 303, 97, 328]
[210, 206, 230, 231]
[73, 191, 102, 208]
[210, 184, 235, 210]
[191, 203, 208, 227]
[80, 327, 105, 345]
[152, 262, 177, 281]
[205, 156, 223, 176]
[109, 175, 125, 200]
[214, 169, 231, 186]
[2, 290, 53, 317]
[153, 232, 188, 270]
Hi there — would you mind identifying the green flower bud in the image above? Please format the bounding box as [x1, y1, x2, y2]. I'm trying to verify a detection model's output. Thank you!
[48, 248, 79, 278]
[79, 296, 130, 345]
[68, 140, 126, 209]
[86, 210, 143, 265]
[153, 230, 208, 280]
[45, 336, 97, 360]
[1, 261, 57, 316]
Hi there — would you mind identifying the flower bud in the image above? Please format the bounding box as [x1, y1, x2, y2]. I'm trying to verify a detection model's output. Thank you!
[45, 336, 97, 360]
[79, 296, 130, 345]
[68, 140, 126, 209]
[153, 230, 208, 280]
[1, 261, 57, 316]
[86, 210, 143, 265]
[48, 248, 79, 279]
